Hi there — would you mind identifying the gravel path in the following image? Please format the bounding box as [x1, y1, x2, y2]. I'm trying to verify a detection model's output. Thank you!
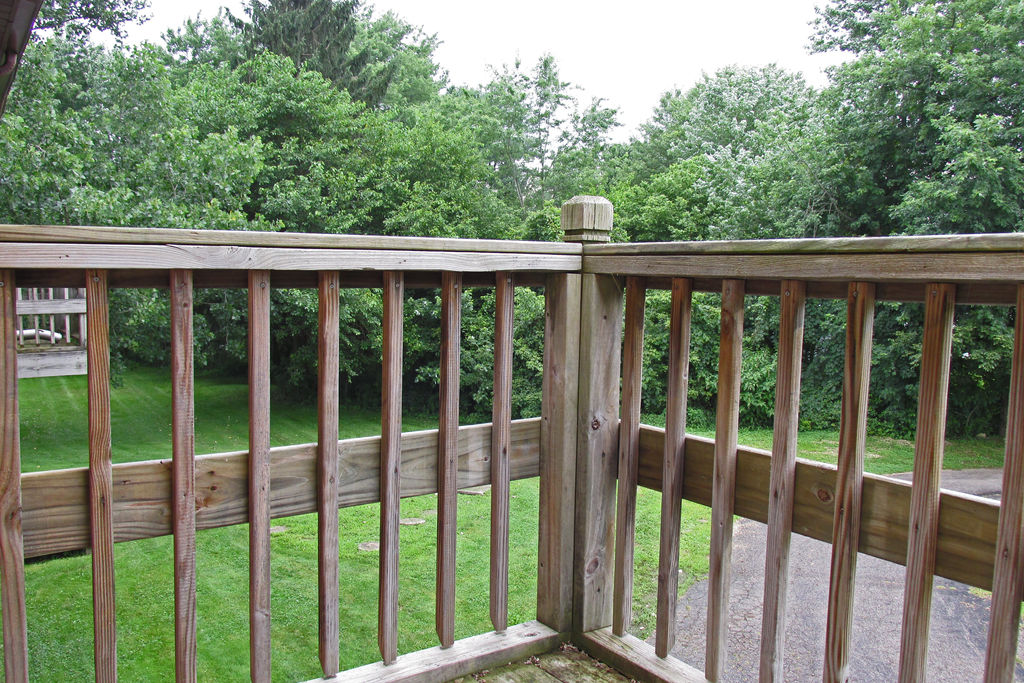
[655, 469, 1023, 681]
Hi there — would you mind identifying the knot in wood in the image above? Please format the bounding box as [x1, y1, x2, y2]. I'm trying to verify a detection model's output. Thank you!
[591, 417, 602, 431]
[815, 486, 834, 504]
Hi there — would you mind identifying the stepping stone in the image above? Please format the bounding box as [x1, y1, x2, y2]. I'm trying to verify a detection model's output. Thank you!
[357, 541, 379, 552]
[270, 526, 287, 534]
[458, 485, 491, 496]
[399, 517, 425, 526]
[422, 509, 437, 517]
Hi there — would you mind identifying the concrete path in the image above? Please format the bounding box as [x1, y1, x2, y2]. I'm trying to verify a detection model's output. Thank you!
[656, 469, 1023, 681]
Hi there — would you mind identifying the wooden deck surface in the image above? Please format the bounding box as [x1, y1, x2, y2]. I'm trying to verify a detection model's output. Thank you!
[452, 643, 631, 683]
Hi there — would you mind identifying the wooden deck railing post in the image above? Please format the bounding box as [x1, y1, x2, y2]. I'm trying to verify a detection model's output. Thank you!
[537, 269, 581, 634]
[0, 271, 29, 683]
[86, 269, 117, 683]
[563, 196, 622, 638]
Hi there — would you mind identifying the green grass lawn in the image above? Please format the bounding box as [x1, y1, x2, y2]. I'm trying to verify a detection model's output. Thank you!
[7, 369, 1008, 679]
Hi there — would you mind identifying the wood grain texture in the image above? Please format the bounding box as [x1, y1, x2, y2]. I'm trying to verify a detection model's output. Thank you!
[15, 297, 86, 315]
[170, 270, 197, 683]
[824, 282, 875, 683]
[312, 620, 562, 683]
[21, 419, 542, 558]
[380, 271, 404, 665]
[0, 271, 28, 683]
[706, 279, 744, 682]
[584, 252, 1024, 284]
[613, 277, 646, 636]
[0, 243, 580, 273]
[633, 427, 999, 588]
[86, 269, 117, 682]
[758, 280, 805, 683]
[984, 285, 1024, 681]
[317, 271, 340, 675]
[491, 272, 514, 634]
[16, 346, 87, 378]
[573, 274, 623, 634]
[655, 279, 692, 658]
[579, 628, 710, 683]
[537, 273, 581, 633]
[0, 223, 581, 254]
[436, 272, 461, 648]
[898, 283, 956, 683]
[248, 270, 272, 683]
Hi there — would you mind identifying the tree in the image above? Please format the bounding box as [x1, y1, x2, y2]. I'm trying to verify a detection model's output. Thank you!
[813, 0, 1024, 235]
[36, 0, 149, 41]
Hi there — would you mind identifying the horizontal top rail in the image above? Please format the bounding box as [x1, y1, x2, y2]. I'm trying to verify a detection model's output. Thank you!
[0, 224, 582, 255]
[586, 233, 1024, 255]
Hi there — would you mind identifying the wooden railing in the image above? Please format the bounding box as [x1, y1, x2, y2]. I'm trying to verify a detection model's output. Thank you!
[1, 199, 1024, 682]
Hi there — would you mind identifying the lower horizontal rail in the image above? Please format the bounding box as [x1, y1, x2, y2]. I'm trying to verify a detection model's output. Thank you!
[638, 426, 999, 590]
[21, 418, 542, 558]
[577, 628, 709, 683]
[304, 620, 564, 683]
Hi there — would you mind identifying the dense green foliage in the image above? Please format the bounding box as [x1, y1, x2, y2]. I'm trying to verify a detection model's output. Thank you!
[3, 0, 1023, 436]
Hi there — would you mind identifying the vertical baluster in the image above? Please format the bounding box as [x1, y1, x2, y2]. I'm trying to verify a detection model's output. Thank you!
[31, 289, 38, 346]
[48, 287, 55, 345]
[170, 270, 197, 683]
[64, 287, 72, 345]
[655, 278, 693, 658]
[898, 283, 956, 683]
[15, 287, 23, 346]
[823, 282, 875, 682]
[0, 272, 29, 683]
[490, 272, 514, 633]
[706, 279, 744, 682]
[379, 271, 403, 665]
[248, 270, 272, 683]
[984, 284, 1024, 681]
[537, 271, 581, 633]
[613, 277, 646, 636]
[317, 271, 340, 676]
[87, 269, 117, 682]
[79, 287, 88, 348]
[437, 272, 461, 647]
[758, 280, 806, 682]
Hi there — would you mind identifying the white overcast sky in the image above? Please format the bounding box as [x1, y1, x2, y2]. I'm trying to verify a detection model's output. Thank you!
[124, 0, 846, 141]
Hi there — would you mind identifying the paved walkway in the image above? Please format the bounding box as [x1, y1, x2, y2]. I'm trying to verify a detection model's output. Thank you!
[658, 469, 1024, 681]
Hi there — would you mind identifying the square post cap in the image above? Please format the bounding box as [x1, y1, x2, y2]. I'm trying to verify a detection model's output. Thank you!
[561, 196, 613, 243]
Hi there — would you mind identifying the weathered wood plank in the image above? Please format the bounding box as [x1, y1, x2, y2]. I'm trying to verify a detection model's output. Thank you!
[22, 419, 542, 557]
[898, 283, 956, 683]
[758, 280, 805, 683]
[0, 243, 580, 273]
[584, 252, 1024, 284]
[984, 285, 1024, 681]
[583, 233, 1024, 255]
[573, 273, 623, 634]
[655, 278, 692, 658]
[491, 272, 514, 634]
[170, 270, 197, 683]
[248, 270, 272, 682]
[706, 279, 744, 682]
[307, 620, 562, 683]
[0, 271, 28, 683]
[14, 297, 86, 316]
[635, 427, 1000, 589]
[0, 224, 581, 255]
[15, 347, 87, 378]
[380, 271, 404, 665]
[823, 282, 875, 683]
[537, 272, 581, 633]
[436, 272, 461, 648]
[579, 628, 710, 683]
[317, 271, 340, 676]
[613, 277, 646, 636]
[87, 269, 117, 683]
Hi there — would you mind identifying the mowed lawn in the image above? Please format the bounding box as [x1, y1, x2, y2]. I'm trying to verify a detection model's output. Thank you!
[8, 369, 1008, 680]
